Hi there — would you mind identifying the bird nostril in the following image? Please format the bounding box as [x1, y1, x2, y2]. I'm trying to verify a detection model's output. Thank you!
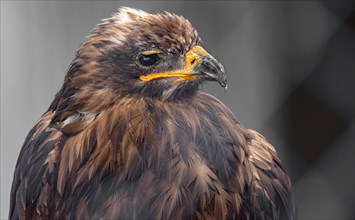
[190, 59, 196, 65]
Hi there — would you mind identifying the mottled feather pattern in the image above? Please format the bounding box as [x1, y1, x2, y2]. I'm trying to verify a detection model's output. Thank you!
[10, 93, 295, 219]
[10, 112, 63, 220]
[9, 7, 296, 220]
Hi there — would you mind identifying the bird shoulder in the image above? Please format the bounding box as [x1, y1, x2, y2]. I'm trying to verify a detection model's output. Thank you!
[244, 129, 296, 219]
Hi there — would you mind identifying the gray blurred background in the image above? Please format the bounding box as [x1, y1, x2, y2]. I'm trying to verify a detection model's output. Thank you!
[1, 1, 354, 219]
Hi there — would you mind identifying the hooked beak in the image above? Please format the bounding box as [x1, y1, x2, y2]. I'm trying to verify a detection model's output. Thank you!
[139, 45, 227, 88]
[191, 51, 227, 87]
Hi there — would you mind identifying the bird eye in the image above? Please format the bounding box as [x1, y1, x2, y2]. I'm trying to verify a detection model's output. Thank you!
[138, 53, 160, 66]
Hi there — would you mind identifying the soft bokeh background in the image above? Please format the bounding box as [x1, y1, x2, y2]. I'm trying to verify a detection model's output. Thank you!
[1, 1, 354, 219]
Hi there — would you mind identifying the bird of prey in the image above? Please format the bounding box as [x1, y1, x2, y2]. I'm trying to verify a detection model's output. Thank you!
[9, 7, 296, 220]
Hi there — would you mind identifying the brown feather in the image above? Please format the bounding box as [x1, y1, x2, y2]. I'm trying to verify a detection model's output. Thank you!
[9, 7, 295, 220]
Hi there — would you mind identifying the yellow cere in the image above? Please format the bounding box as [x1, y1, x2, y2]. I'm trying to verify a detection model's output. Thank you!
[139, 45, 210, 82]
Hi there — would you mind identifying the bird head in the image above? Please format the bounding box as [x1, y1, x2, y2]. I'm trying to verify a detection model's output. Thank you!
[52, 7, 226, 116]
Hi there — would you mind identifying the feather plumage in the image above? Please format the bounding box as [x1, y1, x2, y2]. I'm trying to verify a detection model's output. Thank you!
[9, 7, 296, 220]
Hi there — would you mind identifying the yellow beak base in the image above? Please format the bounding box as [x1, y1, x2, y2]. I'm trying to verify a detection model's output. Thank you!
[139, 45, 210, 82]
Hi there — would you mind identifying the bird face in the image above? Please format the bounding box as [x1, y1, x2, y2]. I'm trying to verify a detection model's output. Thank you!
[63, 7, 226, 102]
[138, 45, 226, 87]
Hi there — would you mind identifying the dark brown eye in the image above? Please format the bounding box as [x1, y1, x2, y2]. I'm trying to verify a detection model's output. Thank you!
[138, 53, 160, 66]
